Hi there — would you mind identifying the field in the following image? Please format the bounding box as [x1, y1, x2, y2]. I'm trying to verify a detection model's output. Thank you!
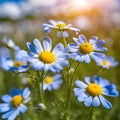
[0, 1, 120, 120]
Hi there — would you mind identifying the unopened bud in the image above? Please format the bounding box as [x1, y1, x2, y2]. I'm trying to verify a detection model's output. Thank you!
[36, 103, 46, 111]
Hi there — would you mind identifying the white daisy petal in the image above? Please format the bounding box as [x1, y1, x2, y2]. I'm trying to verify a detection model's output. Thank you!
[1, 95, 12, 103]
[99, 95, 112, 109]
[2, 110, 14, 119]
[49, 20, 57, 25]
[84, 76, 91, 84]
[23, 87, 31, 99]
[84, 96, 92, 107]
[75, 80, 87, 88]
[19, 104, 28, 113]
[8, 109, 20, 120]
[33, 39, 43, 53]
[92, 96, 100, 107]
[77, 93, 88, 102]
[43, 36, 52, 51]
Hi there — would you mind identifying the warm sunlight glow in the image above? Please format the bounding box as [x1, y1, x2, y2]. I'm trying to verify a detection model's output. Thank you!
[71, 0, 112, 10]
[74, 0, 91, 9]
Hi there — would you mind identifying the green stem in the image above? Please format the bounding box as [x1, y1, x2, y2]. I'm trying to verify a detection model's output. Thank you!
[89, 107, 94, 120]
[70, 62, 80, 82]
[96, 68, 103, 75]
[62, 32, 67, 47]
[40, 70, 45, 95]
[36, 82, 42, 102]
[64, 62, 80, 118]
[37, 70, 45, 103]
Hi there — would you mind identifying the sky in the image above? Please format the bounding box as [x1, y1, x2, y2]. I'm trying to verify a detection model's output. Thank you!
[0, 0, 119, 19]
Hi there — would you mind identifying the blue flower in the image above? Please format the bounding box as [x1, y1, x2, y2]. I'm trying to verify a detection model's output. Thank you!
[0, 48, 29, 72]
[68, 34, 107, 63]
[19, 36, 68, 72]
[42, 20, 80, 37]
[43, 74, 63, 91]
[74, 76, 119, 109]
[2, 38, 19, 50]
[96, 56, 119, 69]
[0, 87, 31, 120]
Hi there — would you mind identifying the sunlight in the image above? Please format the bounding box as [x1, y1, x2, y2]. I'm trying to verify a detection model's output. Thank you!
[74, 0, 91, 9]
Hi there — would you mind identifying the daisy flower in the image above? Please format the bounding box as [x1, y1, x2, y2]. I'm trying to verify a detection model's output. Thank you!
[0, 49, 29, 72]
[96, 56, 119, 69]
[42, 20, 80, 37]
[42, 74, 63, 91]
[2, 38, 19, 50]
[0, 87, 31, 120]
[22, 77, 32, 85]
[74, 76, 119, 109]
[68, 34, 107, 63]
[19, 36, 68, 72]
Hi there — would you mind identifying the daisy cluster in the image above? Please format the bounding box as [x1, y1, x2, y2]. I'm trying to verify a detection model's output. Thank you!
[0, 20, 119, 120]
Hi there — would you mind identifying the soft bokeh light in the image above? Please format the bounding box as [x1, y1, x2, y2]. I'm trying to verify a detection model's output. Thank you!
[0, 0, 120, 120]
[73, 0, 92, 9]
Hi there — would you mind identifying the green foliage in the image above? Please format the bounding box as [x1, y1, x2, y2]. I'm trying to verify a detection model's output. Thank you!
[0, 16, 120, 120]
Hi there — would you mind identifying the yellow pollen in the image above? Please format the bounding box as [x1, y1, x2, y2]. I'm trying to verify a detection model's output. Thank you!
[102, 60, 110, 66]
[86, 83, 102, 96]
[11, 95, 23, 107]
[44, 77, 53, 84]
[80, 42, 93, 54]
[56, 23, 67, 30]
[39, 51, 55, 64]
[13, 61, 23, 67]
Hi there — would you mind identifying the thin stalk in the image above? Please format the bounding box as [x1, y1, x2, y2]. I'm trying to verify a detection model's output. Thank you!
[62, 32, 67, 47]
[64, 62, 80, 118]
[37, 70, 45, 103]
[36, 81, 42, 102]
[89, 107, 94, 120]
[40, 70, 45, 95]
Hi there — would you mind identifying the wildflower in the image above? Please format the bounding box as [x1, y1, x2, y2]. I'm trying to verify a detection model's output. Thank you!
[35, 103, 46, 111]
[74, 76, 119, 109]
[68, 67, 75, 73]
[19, 36, 68, 72]
[2, 38, 19, 50]
[96, 56, 119, 69]
[0, 87, 31, 120]
[68, 34, 107, 63]
[42, 20, 80, 37]
[0, 49, 29, 72]
[43, 74, 63, 91]
[22, 77, 32, 85]
[0, 48, 11, 70]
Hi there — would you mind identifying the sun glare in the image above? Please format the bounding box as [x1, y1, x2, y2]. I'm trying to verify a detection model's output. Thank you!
[74, 0, 91, 9]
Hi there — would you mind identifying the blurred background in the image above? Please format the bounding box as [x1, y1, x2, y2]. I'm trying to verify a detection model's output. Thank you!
[0, 0, 120, 120]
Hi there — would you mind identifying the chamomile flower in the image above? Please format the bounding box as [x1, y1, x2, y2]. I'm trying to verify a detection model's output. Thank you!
[43, 74, 63, 91]
[19, 36, 68, 72]
[42, 20, 80, 37]
[0, 48, 29, 72]
[68, 34, 107, 63]
[74, 76, 119, 109]
[96, 56, 119, 69]
[0, 87, 31, 120]
[2, 38, 19, 50]
[22, 77, 32, 85]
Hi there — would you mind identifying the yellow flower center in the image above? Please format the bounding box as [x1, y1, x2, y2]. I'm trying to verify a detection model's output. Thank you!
[86, 83, 102, 96]
[44, 77, 53, 84]
[11, 95, 23, 107]
[102, 60, 110, 66]
[39, 51, 55, 64]
[13, 61, 23, 67]
[79, 42, 93, 54]
[56, 23, 67, 30]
